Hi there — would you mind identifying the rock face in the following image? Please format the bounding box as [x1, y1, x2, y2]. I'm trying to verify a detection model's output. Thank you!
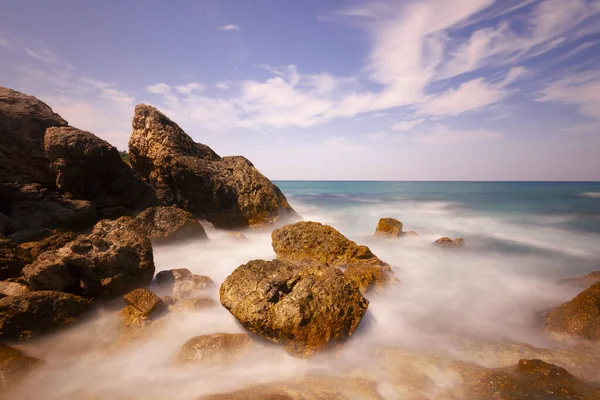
[0, 235, 29, 279]
[0, 87, 67, 186]
[433, 237, 465, 248]
[20, 230, 77, 260]
[0, 343, 40, 388]
[344, 263, 397, 294]
[0, 291, 89, 340]
[374, 218, 402, 238]
[178, 333, 253, 364]
[0, 281, 30, 299]
[128, 104, 297, 229]
[23, 218, 155, 298]
[543, 282, 600, 340]
[220, 259, 369, 356]
[133, 206, 207, 242]
[44, 126, 158, 212]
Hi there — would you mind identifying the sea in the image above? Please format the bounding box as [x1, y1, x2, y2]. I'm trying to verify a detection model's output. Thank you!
[7, 181, 600, 399]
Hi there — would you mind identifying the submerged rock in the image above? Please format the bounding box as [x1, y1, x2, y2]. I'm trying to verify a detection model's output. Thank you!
[401, 230, 419, 237]
[0, 291, 89, 340]
[132, 206, 207, 242]
[173, 274, 213, 298]
[559, 271, 600, 289]
[128, 104, 297, 229]
[0, 235, 29, 279]
[164, 296, 216, 313]
[44, 126, 158, 212]
[0, 343, 41, 388]
[220, 259, 368, 356]
[23, 218, 154, 298]
[374, 217, 403, 238]
[433, 237, 465, 248]
[227, 231, 247, 241]
[543, 282, 600, 340]
[178, 333, 253, 364]
[156, 268, 193, 289]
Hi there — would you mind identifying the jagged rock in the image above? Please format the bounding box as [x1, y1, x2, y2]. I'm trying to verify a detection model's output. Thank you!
[156, 268, 193, 290]
[0, 281, 30, 299]
[374, 217, 402, 238]
[178, 333, 253, 364]
[164, 296, 216, 313]
[124, 288, 165, 317]
[23, 218, 154, 298]
[454, 358, 600, 399]
[44, 126, 158, 212]
[173, 274, 213, 298]
[220, 259, 368, 356]
[128, 104, 297, 229]
[543, 282, 600, 340]
[433, 237, 465, 248]
[133, 206, 207, 242]
[0, 343, 40, 388]
[0, 87, 67, 186]
[202, 377, 385, 400]
[20, 230, 77, 260]
[559, 271, 600, 289]
[0, 235, 29, 279]
[0, 291, 89, 339]
[344, 263, 398, 294]
[272, 221, 388, 268]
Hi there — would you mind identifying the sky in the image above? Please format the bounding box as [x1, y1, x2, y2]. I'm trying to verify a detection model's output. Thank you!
[1, 0, 600, 180]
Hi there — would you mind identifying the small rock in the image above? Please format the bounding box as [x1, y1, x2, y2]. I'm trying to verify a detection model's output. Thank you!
[178, 333, 253, 364]
[0, 281, 30, 299]
[374, 218, 402, 238]
[173, 274, 213, 298]
[156, 268, 193, 290]
[433, 237, 464, 248]
[227, 232, 247, 241]
[0, 343, 41, 388]
[123, 288, 165, 317]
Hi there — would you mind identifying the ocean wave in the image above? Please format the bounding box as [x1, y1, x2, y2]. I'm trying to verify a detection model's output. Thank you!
[580, 192, 600, 199]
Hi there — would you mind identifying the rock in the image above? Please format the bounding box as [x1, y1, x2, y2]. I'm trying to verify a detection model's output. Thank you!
[173, 274, 213, 298]
[454, 358, 600, 399]
[123, 288, 165, 317]
[165, 296, 216, 313]
[178, 333, 253, 364]
[0, 235, 29, 279]
[543, 282, 600, 340]
[227, 232, 247, 241]
[128, 104, 297, 229]
[220, 259, 368, 356]
[23, 218, 155, 298]
[0, 87, 67, 186]
[559, 271, 600, 289]
[374, 217, 403, 238]
[433, 237, 465, 248]
[344, 263, 398, 294]
[20, 230, 77, 260]
[156, 268, 193, 290]
[0, 291, 89, 340]
[202, 377, 385, 400]
[44, 126, 158, 212]
[401, 230, 419, 237]
[133, 206, 207, 243]
[120, 305, 149, 330]
[271, 221, 388, 268]
[0, 281, 30, 299]
[0, 343, 40, 388]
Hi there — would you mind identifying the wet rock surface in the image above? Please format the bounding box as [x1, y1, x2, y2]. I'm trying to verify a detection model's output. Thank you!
[220, 259, 369, 356]
[178, 333, 253, 364]
[128, 104, 297, 229]
[0, 291, 89, 340]
[543, 282, 600, 340]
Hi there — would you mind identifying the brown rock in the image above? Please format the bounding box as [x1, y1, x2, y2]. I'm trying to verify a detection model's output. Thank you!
[227, 232, 248, 241]
[433, 237, 465, 248]
[559, 271, 600, 289]
[156, 268, 193, 289]
[0, 343, 40, 388]
[344, 263, 398, 294]
[20, 230, 77, 260]
[543, 282, 600, 340]
[124, 288, 165, 317]
[23, 217, 155, 298]
[0, 291, 89, 340]
[0, 281, 30, 299]
[374, 217, 402, 238]
[0, 235, 29, 279]
[166, 296, 216, 313]
[133, 206, 207, 242]
[173, 274, 213, 298]
[220, 259, 368, 356]
[178, 333, 253, 364]
[128, 104, 297, 229]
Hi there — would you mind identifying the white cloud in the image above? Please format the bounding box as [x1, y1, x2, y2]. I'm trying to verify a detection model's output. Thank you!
[536, 71, 600, 119]
[0, 32, 10, 48]
[367, 131, 388, 140]
[220, 24, 241, 31]
[175, 82, 204, 95]
[391, 118, 425, 131]
[147, 83, 172, 94]
[24, 47, 58, 63]
[503, 66, 529, 85]
[214, 81, 231, 90]
[324, 136, 364, 151]
[415, 124, 502, 145]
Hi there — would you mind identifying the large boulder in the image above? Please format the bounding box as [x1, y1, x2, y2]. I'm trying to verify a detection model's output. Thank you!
[128, 104, 297, 229]
[220, 259, 368, 356]
[44, 126, 158, 212]
[0, 87, 67, 187]
[132, 206, 207, 242]
[0, 343, 40, 388]
[178, 333, 253, 364]
[0, 291, 89, 340]
[0, 235, 29, 279]
[543, 282, 600, 340]
[22, 218, 155, 298]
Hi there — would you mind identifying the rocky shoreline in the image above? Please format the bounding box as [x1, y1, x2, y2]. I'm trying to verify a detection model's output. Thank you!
[1, 87, 600, 399]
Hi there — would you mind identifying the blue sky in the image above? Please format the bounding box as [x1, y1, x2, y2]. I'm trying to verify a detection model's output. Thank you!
[1, 0, 599, 180]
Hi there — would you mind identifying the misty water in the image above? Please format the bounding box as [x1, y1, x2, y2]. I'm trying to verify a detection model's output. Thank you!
[6, 182, 600, 399]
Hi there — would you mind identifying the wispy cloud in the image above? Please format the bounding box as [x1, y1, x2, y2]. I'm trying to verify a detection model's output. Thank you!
[415, 124, 502, 145]
[0, 32, 10, 48]
[220, 24, 241, 31]
[24, 47, 59, 63]
[391, 119, 425, 131]
[537, 70, 600, 119]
